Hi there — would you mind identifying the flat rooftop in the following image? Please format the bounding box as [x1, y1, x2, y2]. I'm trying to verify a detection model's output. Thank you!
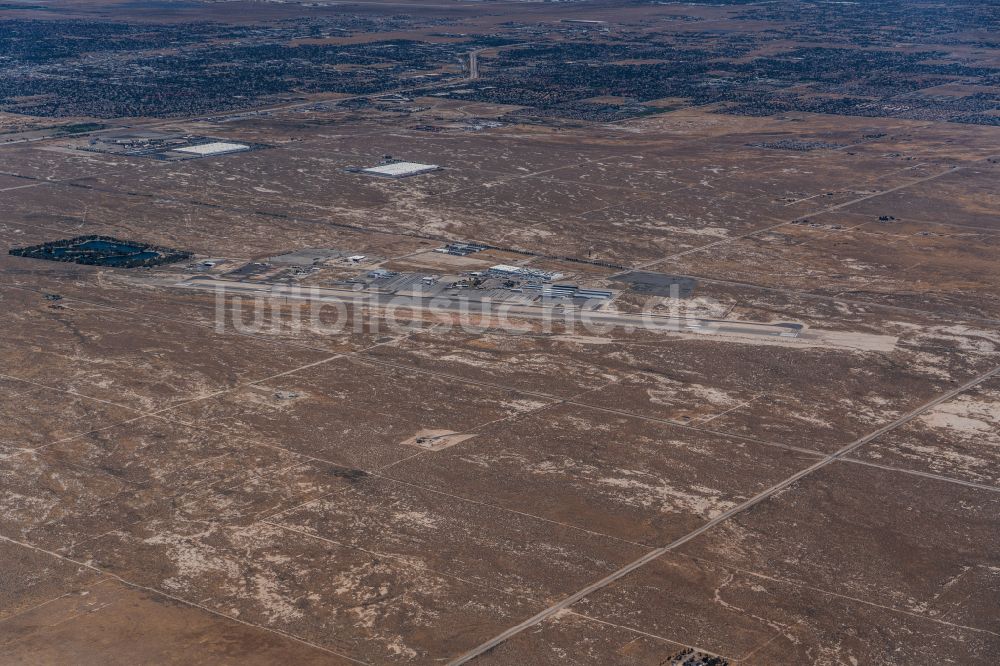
[174, 141, 251, 156]
[362, 161, 440, 178]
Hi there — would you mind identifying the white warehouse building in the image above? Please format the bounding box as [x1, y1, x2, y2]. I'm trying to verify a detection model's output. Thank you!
[361, 161, 440, 178]
[174, 142, 251, 157]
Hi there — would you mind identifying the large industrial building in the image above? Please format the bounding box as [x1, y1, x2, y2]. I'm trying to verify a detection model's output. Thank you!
[174, 141, 252, 156]
[361, 161, 441, 178]
[488, 264, 563, 282]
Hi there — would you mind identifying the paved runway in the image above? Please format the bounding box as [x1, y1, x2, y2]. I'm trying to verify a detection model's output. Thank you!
[177, 277, 803, 340]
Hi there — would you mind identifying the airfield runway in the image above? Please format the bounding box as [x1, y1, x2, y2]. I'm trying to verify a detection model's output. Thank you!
[176, 276, 801, 338]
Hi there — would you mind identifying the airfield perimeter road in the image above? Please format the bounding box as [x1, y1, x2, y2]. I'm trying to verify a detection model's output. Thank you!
[448, 362, 1000, 665]
[617, 163, 968, 272]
